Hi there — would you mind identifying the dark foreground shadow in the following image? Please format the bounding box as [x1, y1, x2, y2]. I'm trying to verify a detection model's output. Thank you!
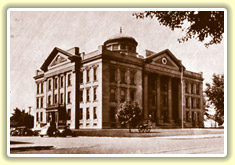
[10, 141, 33, 145]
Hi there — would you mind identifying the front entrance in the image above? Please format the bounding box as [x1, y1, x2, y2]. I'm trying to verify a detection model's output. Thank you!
[46, 107, 66, 128]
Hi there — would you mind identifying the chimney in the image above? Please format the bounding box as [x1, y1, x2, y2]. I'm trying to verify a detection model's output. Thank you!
[74, 47, 79, 56]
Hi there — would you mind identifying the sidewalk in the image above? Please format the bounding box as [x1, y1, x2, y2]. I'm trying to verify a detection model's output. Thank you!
[73, 128, 224, 137]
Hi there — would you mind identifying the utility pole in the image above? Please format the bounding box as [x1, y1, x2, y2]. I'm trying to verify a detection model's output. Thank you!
[28, 106, 32, 115]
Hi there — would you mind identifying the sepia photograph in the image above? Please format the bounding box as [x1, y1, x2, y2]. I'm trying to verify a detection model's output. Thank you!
[7, 8, 226, 157]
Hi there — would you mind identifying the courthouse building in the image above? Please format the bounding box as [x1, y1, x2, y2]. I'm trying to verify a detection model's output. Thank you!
[33, 32, 204, 129]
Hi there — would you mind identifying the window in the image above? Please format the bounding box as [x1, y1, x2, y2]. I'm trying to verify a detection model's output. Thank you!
[197, 98, 201, 109]
[110, 107, 116, 121]
[54, 78, 58, 89]
[110, 68, 116, 82]
[40, 97, 43, 108]
[87, 69, 90, 83]
[110, 88, 116, 102]
[191, 83, 194, 94]
[193, 84, 196, 94]
[60, 76, 64, 88]
[41, 82, 43, 93]
[94, 87, 97, 101]
[113, 44, 119, 50]
[80, 89, 83, 102]
[150, 78, 156, 90]
[128, 45, 136, 52]
[130, 71, 135, 85]
[86, 89, 90, 102]
[40, 112, 43, 122]
[120, 88, 126, 102]
[120, 44, 126, 50]
[68, 74, 71, 86]
[54, 94, 57, 104]
[186, 97, 190, 108]
[79, 108, 83, 120]
[37, 83, 40, 94]
[93, 107, 97, 120]
[187, 83, 191, 93]
[130, 89, 136, 102]
[36, 98, 39, 109]
[86, 108, 90, 120]
[36, 112, 39, 122]
[152, 94, 156, 105]
[186, 111, 190, 122]
[106, 45, 112, 51]
[67, 92, 71, 103]
[161, 77, 168, 92]
[67, 109, 71, 120]
[192, 111, 196, 122]
[163, 95, 167, 107]
[196, 84, 200, 95]
[48, 79, 52, 91]
[185, 82, 189, 93]
[60, 93, 64, 104]
[120, 69, 126, 83]
[191, 98, 194, 108]
[80, 70, 83, 83]
[197, 112, 200, 122]
[48, 95, 51, 105]
[94, 67, 97, 81]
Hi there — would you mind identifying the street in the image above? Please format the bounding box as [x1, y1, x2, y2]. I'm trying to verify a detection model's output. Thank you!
[10, 134, 224, 155]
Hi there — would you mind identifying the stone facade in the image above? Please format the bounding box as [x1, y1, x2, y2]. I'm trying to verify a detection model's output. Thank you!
[34, 33, 204, 129]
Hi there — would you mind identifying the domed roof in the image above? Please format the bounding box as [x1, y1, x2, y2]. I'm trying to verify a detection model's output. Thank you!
[104, 33, 138, 46]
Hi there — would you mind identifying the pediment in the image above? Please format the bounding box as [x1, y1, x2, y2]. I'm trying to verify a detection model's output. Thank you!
[49, 53, 68, 68]
[152, 53, 178, 68]
[145, 49, 185, 71]
[40, 47, 75, 72]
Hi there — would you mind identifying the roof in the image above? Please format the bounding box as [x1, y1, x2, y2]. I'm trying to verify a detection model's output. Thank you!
[40, 47, 76, 72]
[144, 49, 186, 70]
[103, 33, 138, 46]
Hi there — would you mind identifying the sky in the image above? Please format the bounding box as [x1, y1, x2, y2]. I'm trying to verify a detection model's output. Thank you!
[9, 10, 225, 114]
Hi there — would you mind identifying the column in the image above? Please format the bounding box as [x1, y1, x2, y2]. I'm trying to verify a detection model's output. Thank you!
[199, 82, 203, 126]
[52, 76, 55, 104]
[168, 77, 173, 123]
[58, 75, 60, 104]
[156, 75, 162, 125]
[143, 73, 148, 119]
[178, 79, 182, 122]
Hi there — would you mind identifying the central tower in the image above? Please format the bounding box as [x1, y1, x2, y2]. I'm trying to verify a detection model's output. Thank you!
[103, 31, 138, 57]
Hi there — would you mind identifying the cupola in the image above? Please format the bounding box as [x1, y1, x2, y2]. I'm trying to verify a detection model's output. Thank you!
[103, 28, 138, 55]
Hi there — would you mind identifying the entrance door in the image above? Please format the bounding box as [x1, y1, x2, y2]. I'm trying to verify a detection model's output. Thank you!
[51, 112, 55, 123]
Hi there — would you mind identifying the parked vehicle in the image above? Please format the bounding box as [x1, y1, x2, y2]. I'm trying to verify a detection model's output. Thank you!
[58, 126, 76, 137]
[39, 125, 76, 137]
[138, 119, 152, 133]
[10, 127, 34, 136]
[10, 128, 19, 136]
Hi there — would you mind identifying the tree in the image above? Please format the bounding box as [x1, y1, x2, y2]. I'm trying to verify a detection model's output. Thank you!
[205, 74, 224, 126]
[10, 107, 34, 128]
[133, 11, 224, 47]
[116, 101, 142, 133]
